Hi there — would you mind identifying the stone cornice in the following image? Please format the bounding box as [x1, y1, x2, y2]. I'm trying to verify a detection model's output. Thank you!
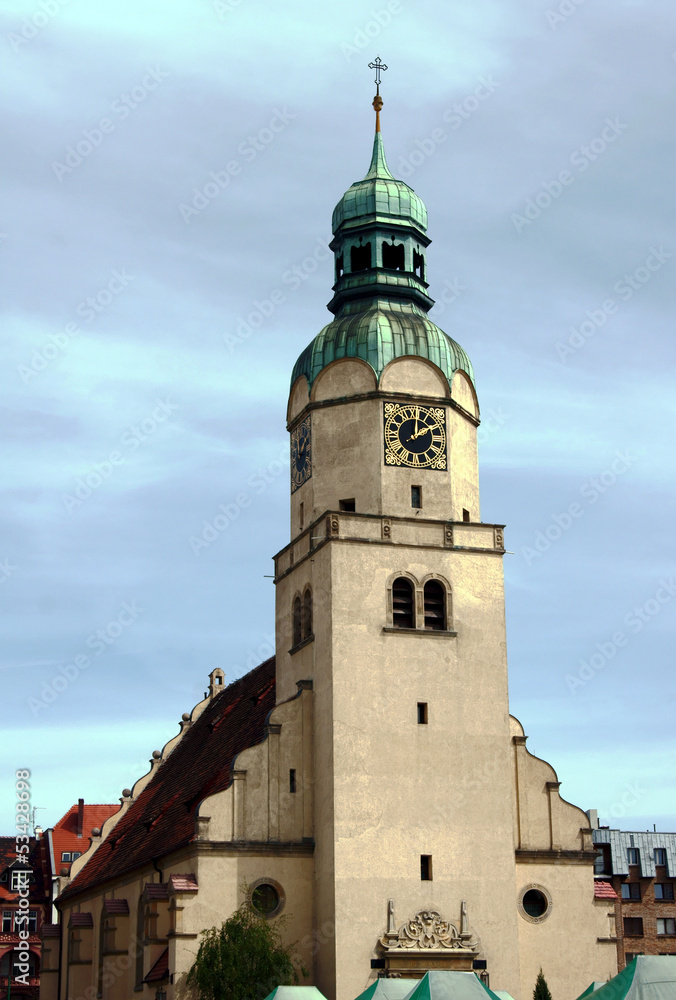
[275, 511, 506, 582]
[288, 388, 479, 432]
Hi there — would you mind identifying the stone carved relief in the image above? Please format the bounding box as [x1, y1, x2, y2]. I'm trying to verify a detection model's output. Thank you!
[444, 525, 454, 547]
[380, 902, 478, 953]
[494, 527, 504, 550]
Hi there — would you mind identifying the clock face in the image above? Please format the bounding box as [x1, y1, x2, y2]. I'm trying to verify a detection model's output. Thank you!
[290, 416, 312, 493]
[383, 402, 447, 470]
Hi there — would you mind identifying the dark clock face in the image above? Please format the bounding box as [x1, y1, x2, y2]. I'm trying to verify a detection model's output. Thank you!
[383, 402, 447, 469]
[290, 416, 312, 493]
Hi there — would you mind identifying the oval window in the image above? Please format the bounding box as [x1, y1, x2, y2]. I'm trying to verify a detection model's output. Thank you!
[522, 889, 547, 918]
[251, 883, 281, 917]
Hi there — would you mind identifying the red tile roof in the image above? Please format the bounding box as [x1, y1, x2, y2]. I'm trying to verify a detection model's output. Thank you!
[61, 658, 276, 902]
[594, 880, 618, 899]
[50, 803, 118, 874]
[69, 913, 94, 927]
[143, 883, 169, 901]
[42, 925, 60, 938]
[168, 874, 197, 893]
[103, 899, 129, 914]
[144, 947, 169, 982]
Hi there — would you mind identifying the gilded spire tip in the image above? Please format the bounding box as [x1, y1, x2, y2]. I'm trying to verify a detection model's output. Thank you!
[368, 56, 387, 134]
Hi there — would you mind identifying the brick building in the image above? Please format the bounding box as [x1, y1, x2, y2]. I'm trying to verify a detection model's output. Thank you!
[592, 824, 676, 970]
[0, 836, 50, 1000]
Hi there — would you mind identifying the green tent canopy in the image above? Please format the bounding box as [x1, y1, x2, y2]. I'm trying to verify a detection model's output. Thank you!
[262, 988, 329, 1000]
[352, 979, 419, 1000]
[395, 971, 501, 1000]
[576, 983, 608, 999]
[574, 957, 676, 1000]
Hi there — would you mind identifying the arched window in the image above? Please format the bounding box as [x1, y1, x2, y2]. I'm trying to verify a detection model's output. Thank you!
[292, 596, 302, 647]
[302, 588, 312, 640]
[424, 581, 445, 630]
[413, 249, 425, 281]
[351, 241, 371, 272]
[335, 253, 344, 281]
[382, 240, 405, 270]
[392, 577, 414, 629]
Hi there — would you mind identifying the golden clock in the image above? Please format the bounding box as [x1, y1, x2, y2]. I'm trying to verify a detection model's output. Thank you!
[290, 415, 312, 493]
[383, 402, 447, 470]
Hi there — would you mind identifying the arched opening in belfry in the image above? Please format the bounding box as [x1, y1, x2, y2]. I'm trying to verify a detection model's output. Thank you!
[413, 249, 425, 281]
[382, 238, 405, 270]
[350, 241, 371, 272]
[335, 253, 343, 281]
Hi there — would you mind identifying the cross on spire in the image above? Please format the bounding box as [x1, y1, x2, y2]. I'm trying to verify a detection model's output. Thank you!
[369, 56, 388, 95]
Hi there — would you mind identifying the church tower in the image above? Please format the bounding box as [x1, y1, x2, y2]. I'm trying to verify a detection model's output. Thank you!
[273, 68, 613, 1000]
[274, 70, 518, 997]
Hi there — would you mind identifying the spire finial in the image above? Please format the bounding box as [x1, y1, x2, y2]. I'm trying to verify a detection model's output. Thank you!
[368, 56, 387, 133]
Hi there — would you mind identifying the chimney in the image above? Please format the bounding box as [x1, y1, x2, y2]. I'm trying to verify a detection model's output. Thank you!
[77, 798, 84, 838]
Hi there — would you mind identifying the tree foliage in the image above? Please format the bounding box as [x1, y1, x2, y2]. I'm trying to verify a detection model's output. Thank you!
[533, 968, 553, 1000]
[186, 901, 305, 1000]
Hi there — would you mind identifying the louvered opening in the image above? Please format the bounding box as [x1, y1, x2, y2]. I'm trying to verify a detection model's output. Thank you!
[424, 581, 445, 631]
[392, 577, 414, 629]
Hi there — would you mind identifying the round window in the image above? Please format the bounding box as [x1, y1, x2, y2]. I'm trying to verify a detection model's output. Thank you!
[522, 889, 547, 917]
[518, 883, 552, 923]
[250, 881, 283, 917]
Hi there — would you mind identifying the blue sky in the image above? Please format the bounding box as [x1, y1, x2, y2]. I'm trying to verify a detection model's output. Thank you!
[1, 0, 674, 835]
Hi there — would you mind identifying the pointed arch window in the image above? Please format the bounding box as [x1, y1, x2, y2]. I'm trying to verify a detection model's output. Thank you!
[302, 588, 313, 640]
[424, 581, 445, 630]
[351, 241, 371, 272]
[292, 596, 302, 647]
[392, 577, 414, 629]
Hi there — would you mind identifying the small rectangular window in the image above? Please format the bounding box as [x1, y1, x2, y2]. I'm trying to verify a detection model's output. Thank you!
[655, 848, 667, 867]
[289, 769, 296, 794]
[627, 848, 640, 867]
[623, 917, 644, 937]
[657, 918, 676, 936]
[411, 486, 422, 509]
[420, 855, 432, 881]
[2, 912, 11, 933]
[655, 884, 674, 900]
[462, 508, 470, 522]
[27, 911, 37, 933]
[11, 870, 30, 891]
[625, 953, 643, 965]
[621, 883, 641, 900]
[72, 852, 81, 861]
[299, 502, 304, 530]
[417, 702, 428, 725]
[339, 499, 355, 512]
[61, 852, 71, 863]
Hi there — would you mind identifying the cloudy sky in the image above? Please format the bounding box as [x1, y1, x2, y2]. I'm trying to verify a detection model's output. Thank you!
[2, 0, 674, 835]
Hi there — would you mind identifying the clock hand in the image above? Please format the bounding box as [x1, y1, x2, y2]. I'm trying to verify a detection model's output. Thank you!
[407, 424, 432, 442]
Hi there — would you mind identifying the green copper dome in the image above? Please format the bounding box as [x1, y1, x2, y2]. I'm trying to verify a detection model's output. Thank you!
[291, 112, 475, 399]
[291, 301, 475, 391]
[332, 132, 428, 233]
